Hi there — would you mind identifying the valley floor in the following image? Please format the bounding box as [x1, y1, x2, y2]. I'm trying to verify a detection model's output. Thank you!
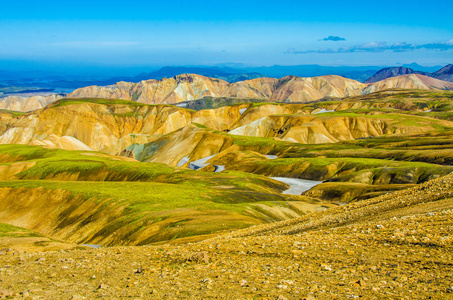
[0, 177, 452, 299]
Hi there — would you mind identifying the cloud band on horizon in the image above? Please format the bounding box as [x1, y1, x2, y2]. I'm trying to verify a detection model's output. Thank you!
[287, 39, 453, 54]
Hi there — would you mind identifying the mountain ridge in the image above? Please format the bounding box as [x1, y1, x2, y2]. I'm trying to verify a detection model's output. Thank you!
[0, 73, 452, 113]
[365, 64, 453, 83]
[67, 73, 453, 106]
[431, 64, 453, 82]
[364, 67, 427, 83]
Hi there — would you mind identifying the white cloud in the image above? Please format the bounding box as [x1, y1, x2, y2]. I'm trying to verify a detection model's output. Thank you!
[287, 40, 453, 54]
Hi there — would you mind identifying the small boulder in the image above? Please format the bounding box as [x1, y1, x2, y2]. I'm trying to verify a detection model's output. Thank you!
[186, 251, 209, 263]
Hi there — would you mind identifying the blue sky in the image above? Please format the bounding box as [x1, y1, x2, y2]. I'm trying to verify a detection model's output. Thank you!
[0, 0, 452, 70]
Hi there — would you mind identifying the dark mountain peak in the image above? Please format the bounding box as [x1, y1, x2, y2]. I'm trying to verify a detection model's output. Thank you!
[365, 67, 426, 83]
[430, 64, 453, 82]
[375, 66, 415, 75]
[433, 64, 453, 75]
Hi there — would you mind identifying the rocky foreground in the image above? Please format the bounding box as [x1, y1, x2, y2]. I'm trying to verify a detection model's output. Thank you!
[0, 174, 452, 299]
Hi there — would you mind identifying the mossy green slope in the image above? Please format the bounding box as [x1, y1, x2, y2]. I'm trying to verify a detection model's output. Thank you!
[0, 222, 39, 238]
[0, 145, 327, 246]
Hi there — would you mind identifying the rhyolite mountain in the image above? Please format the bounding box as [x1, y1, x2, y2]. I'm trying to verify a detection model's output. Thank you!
[67, 73, 453, 105]
[1, 73, 452, 112]
[0, 90, 452, 160]
[361, 74, 453, 94]
[0, 94, 63, 112]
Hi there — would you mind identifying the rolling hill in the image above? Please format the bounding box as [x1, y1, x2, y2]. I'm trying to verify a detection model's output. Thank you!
[364, 66, 426, 83]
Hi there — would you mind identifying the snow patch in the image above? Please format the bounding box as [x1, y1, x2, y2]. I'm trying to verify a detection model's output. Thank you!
[177, 156, 190, 167]
[214, 165, 225, 172]
[239, 108, 248, 115]
[82, 244, 101, 249]
[264, 155, 278, 159]
[271, 177, 323, 195]
[313, 108, 335, 114]
[189, 154, 218, 170]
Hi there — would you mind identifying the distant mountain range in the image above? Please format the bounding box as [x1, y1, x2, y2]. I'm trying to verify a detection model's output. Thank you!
[129, 65, 392, 83]
[365, 64, 453, 83]
[0, 66, 263, 90]
[130, 66, 262, 83]
[0, 63, 450, 95]
[239, 65, 380, 82]
[400, 63, 443, 73]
